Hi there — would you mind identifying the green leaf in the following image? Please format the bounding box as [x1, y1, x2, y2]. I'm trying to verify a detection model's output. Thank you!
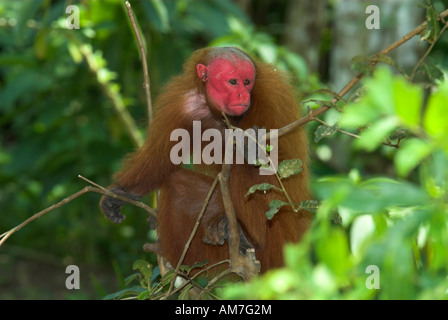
[102, 286, 146, 300]
[351, 55, 374, 74]
[314, 177, 429, 216]
[316, 228, 351, 276]
[137, 290, 153, 300]
[133, 260, 153, 280]
[179, 284, 194, 300]
[179, 260, 209, 274]
[395, 138, 434, 177]
[67, 41, 83, 64]
[338, 67, 395, 129]
[350, 215, 375, 257]
[366, 67, 395, 114]
[338, 100, 378, 128]
[372, 53, 395, 66]
[124, 273, 141, 286]
[265, 207, 280, 220]
[266, 199, 291, 220]
[424, 3, 441, 43]
[297, 200, 320, 213]
[283, 50, 308, 79]
[421, 150, 448, 198]
[389, 128, 408, 141]
[352, 178, 429, 212]
[354, 117, 398, 151]
[423, 81, 448, 139]
[277, 159, 303, 179]
[422, 62, 445, 83]
[160, 270, 175, 288]
[311, 88, 348, 103]
[133, 260, 153, 289]
[245, 183, 282, 197]
[393, 77, 423, 128]
[351, 54, 394, 75]
[314, 125, 337, 143]
[304, 99, 339, 109]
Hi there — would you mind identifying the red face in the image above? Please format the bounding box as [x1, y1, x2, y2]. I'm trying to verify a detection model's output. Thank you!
[196, 57, 255, 116]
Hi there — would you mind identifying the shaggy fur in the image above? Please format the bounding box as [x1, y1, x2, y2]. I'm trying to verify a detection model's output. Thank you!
[110, 47, 312, 274]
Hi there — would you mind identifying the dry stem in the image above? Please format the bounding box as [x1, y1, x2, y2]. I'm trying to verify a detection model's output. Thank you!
[265, 8, 448, 140]
[0, 182, 155, 247]
[125, 1, 153, 123]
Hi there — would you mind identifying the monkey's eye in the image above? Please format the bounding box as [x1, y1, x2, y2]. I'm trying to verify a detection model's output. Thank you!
[229, 79, 237, 85]
[244, 79, 251, 86]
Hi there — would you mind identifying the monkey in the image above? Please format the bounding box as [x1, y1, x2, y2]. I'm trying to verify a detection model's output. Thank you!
[100, 47, 312, 275]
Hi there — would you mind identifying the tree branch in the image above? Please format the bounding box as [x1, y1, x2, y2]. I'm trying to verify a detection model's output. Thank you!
[0, 181, 156, 248]
[410, 18, 448, 81]
[125, 1, 153, 124]
[219, 162, 259, 280]
[265, 8, 448, 140]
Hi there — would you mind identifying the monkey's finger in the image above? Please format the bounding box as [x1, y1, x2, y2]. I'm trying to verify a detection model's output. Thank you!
[100, 197, 127, 224]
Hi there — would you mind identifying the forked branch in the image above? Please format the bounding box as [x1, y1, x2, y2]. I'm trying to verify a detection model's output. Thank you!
[266, 8, 448, 140]
[0, 179, 156, 247]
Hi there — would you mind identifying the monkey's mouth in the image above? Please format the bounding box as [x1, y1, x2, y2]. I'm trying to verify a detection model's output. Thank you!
[227, 104, 249, 116]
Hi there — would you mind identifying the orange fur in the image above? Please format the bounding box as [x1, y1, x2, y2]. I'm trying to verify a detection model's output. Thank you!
[113, 47, 312, 274]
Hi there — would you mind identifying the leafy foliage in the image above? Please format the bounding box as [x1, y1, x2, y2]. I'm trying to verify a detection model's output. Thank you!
[223, 66, 448, 300]
[0, 0, 269, 298]
[1, 0, 447, 300]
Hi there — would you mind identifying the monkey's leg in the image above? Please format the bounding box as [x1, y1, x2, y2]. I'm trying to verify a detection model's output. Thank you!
[202, 215, 254, 254]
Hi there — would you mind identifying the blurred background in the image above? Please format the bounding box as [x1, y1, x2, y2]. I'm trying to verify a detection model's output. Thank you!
[0, 0, 447, 299]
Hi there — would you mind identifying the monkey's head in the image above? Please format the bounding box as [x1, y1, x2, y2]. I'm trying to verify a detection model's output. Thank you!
[196, 48, 256, 116]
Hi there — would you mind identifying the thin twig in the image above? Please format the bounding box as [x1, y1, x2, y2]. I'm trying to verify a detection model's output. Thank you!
[0, 184, 157, 247]
[189, 259, 232, 280]
[410, 20, 448, 81]
[0, 187, 91, 247]
[309, 107, 400, 149]
[161, 260, 231, 300]
[78, 175, 108, 191]
[308, 106, 361, 140]
[197, 268, 234, 300]
[125, 1, 153, 123]
[79, 175, 157, 218]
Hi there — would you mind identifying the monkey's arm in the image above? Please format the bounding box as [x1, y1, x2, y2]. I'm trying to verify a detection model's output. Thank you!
[100, 106, 187, 223]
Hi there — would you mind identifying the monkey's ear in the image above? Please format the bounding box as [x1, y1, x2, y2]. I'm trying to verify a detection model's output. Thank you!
[196, 64, 208, 82]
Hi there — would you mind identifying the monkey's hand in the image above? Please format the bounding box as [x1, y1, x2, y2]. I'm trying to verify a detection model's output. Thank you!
[100, 186, 142, 224]
[203, 215, 254, 254]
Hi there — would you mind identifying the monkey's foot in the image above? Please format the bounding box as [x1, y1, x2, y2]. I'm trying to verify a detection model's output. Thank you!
[202, 215, 227, 246]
